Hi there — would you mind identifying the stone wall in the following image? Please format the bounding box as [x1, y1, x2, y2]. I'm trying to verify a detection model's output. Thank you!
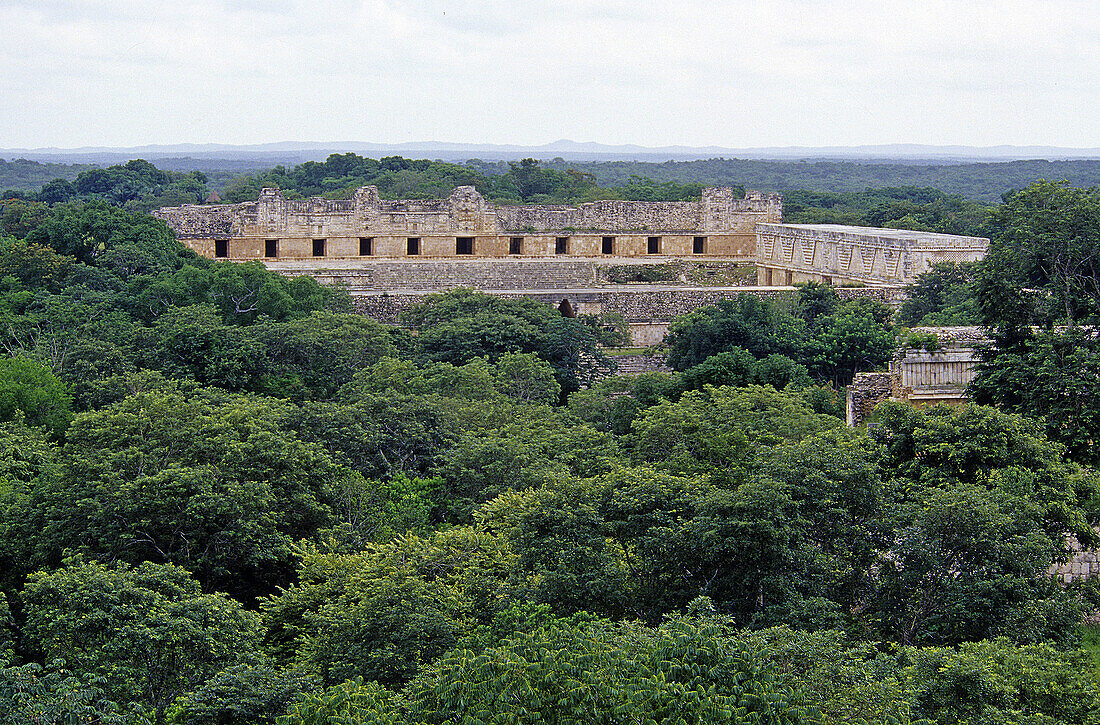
[894, 348, 979, 406]
[756, 223, 989, 286]
[290, 259, 600, 291]
[845, 326, 988, 426]
[349, 286, 804, 324]
[846, 372, 896, 427]
[610, 353, 673, 375]
[154, 186, 781, 262]
[1052, 532, 1100, 583]
[276, 258, 760, 293]
[495, 189, 780, 233]
[347, 284, 904, 346]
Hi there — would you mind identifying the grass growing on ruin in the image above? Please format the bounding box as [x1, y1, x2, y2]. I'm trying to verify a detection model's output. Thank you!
[602, 347, 650, 356]
[1081, 625, 1100, 672]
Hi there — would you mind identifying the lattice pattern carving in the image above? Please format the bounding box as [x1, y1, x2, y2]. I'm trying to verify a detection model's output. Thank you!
[858, 247, 876, 275]
[800, 240, 816, 268]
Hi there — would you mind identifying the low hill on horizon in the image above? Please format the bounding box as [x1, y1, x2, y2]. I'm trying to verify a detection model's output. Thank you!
[3, 140, 1099, 167]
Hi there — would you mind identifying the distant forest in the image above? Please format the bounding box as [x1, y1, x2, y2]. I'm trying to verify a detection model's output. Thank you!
[534, 157, 1100, 204]
[0, 158, 97, 191]
[4, 154, 1098, 203]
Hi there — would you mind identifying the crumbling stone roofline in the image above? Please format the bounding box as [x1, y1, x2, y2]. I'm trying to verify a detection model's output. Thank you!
[153, 185, 783, 239]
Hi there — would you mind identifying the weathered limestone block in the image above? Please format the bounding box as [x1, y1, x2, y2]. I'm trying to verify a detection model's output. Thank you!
[1049, 528, 1100, 583]
[845, 372, 897, 427]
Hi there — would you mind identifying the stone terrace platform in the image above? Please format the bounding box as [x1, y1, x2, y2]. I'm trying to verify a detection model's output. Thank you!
[336, 282, 904, 346]
[261, 258, 904, 345]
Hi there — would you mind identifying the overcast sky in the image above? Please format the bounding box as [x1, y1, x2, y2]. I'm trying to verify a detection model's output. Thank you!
[1, 0, 1096, 149]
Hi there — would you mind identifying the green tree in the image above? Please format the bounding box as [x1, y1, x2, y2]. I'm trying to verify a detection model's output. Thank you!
[979, 180, 1100, 327]
[279, 678, 404, 725]
[756, 431, 887, 627]
[0, 356, 73, 436]
[0, 418, 58, 588]
[795, 281, 840, 326]
[809, 298, 897, 386]
[133, 261, 349, 327]
[632, 385, 841, 483]
[666, 294, 805, 370]
[681, 348, 758, 390]
[37, 178, 75, 204]
[263, 529, 513, 688]
[970, 326, 1100, 466]
[169, 662, 320, 725]
[681, 349, 812, 392]
[31, 391, 343, 597]
[403, 289, 605, 394]
[868, 402, 1096, 645]
[293, 393, 457, 481]
[743, 627, 921, 725]
[0, 661, 117, 725]
[254, 312, 401, 399]
[21, 558, 261, 725]
[0, 283, 141, 407]
[902, 639, 1100, 725]
[0, 237, 74, 292]
[144, 304, 264, 390]
[0, 199, 51, 238]
[26, 200, 189, 271]
[493, 352, 561, 404]
[411, 615, 822, 725]
[898, 261, 981, 326]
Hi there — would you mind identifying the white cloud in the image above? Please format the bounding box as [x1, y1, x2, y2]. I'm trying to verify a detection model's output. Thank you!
[0, 0, 1096, 147]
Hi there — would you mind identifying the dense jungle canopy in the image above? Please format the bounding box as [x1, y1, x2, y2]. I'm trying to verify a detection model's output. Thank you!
[0, 161, 1099, 724]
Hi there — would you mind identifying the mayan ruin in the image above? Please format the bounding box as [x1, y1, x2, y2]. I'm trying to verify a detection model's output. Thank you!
[9, 0, 1100, 715]
[155, 186, 991, 297]
[755, 223, 989, 287]
[153, 185, 781, 262]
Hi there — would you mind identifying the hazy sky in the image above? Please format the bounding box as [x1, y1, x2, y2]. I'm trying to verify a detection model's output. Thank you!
[1, 0, 1097, 149]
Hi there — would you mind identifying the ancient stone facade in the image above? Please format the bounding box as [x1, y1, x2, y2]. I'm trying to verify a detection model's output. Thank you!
[154, 186, 782, 262]
[845, 326, 987, 426]
[263, 258, 757, 292]
[756, 223, 988, 286]
[893, 328, 985, 407]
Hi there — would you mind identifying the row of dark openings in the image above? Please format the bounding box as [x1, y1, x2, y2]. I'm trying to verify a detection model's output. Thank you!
[213, 235, 710, 258]
[214, 238, 383, 258]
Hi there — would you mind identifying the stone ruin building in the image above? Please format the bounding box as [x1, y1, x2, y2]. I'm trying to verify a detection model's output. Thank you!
[153, 187, 986, 345]
[155, 186, 987, 290]
[153, 188, 1091, 579]
[154, 185, 781, 264]
[845, 326, 987, 427]
[756, 223, 989, 287]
